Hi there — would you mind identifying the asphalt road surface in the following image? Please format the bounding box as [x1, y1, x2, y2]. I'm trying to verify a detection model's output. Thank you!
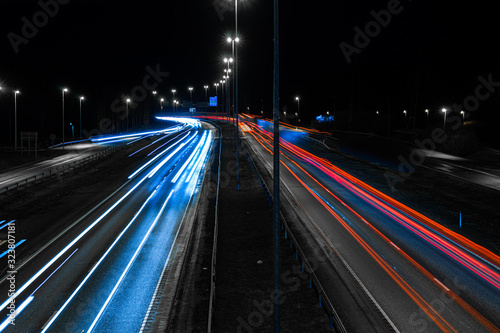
[242, 117, 500, 333]
[0, 118, 215, 332]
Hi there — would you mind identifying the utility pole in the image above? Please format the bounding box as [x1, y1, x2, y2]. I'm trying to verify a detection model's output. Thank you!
[273, 0, 281, 331]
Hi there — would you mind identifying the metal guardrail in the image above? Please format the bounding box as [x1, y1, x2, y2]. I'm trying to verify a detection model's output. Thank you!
[304, 135, 334, 151]
[240, 138, 347, 333]
[0, 143, 127, 195]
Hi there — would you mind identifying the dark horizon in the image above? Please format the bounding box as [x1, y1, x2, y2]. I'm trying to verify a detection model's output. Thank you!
[1, 0, 499, 144]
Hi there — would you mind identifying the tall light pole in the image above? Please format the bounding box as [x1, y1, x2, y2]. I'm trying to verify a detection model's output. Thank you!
[214, 83, 219, 113]
[204, 85, 209, 102]
[460, 110, 465, 122]
[62, 88, 68, 149]
[295, 96, 300, 123]
[126, 98, 131, 132]
[160, 98, 164, 110]
[224, 57, 234, 143]
[14, 90, 20, 150]
[79, 96, 85, 139]
[425, 109, 429, 127]
[273, 0, 281, 329]
[233, 0, 241, 191]
[188, 87, 193, 102]
[442, 108, 447, 130]
[171, 89, 176, 112]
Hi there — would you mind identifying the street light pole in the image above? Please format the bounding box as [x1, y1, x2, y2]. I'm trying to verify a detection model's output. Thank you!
[204, 85, 209, 102]
[425, 109, 429, 127]
[62, 88, 68, 149]
[442, 108, 447, 130]
[14, 90, 20, 150]
[188, 87, 193, 102]
[295, 96, 300, 124]
[214, 83, 219, 113]
[171, 89, 176, 113]
[234, 0, 240, 191]
[79, 96, 84, 139]
[272, 0, 281, 330]
[126, 99, 131, 132]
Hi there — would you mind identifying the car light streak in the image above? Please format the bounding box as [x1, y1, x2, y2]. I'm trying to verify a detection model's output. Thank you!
[185, 131, 212, 184]
[87, 189, 174, 333]
[90, 127, 180, 143]
[126, 136, 149, 145]
[171, 131, 208, 184]
[147, 132, 197, 179]
[94, 137, 140, 145]
[249, 122, 500, 289]
[279, 160, 458, 333]
[127, 131, 190, 180]
[147, 131, 187, 157]
[247, 122, 500, 331]
[31, 248, 78, 296]
[0, 296, 34, 333]
[128, 134, 172, 157]
[40, 190, 157, 333]
[0, 167, 151, 315]
[0, 220, 14, 231]
[0, 239, 26, 259]
[283, 157, 500, 332]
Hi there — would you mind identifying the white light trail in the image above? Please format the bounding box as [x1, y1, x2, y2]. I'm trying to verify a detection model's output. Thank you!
[87, 190, 174, 333]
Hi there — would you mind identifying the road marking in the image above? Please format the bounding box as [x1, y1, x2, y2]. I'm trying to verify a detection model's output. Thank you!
[434, 278, 450, 292]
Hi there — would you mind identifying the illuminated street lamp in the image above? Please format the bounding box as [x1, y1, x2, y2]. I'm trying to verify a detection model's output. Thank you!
[62, 88, 68, 149]
[188, 87, 193, 101]
[171, 89, 176, 102]
[204, 85, 209, 102]
[160, 98, 164, 110]
[442, 108, 447, 130]
[425, 109, 429, 126]
[14, 90, 20, 150]
[460, 110, 465, 122]
[214, 83, 220, 112]
[171, 89, 176, 112]
[79, 96, 85, 139]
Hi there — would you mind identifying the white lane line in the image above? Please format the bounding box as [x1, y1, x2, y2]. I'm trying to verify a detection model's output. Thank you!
[87, 190, 174, 333]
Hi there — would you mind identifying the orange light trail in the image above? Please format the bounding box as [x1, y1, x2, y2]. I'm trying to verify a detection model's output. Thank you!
[245, 121, 500, 332]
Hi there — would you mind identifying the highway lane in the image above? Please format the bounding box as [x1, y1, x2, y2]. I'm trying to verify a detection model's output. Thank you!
[242, 119, 500, 332]
[0, 125, 185, 192]
[0, 118, 215, 332]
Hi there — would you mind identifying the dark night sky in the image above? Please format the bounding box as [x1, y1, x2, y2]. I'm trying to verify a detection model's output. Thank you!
[1, 0, 499, 143]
